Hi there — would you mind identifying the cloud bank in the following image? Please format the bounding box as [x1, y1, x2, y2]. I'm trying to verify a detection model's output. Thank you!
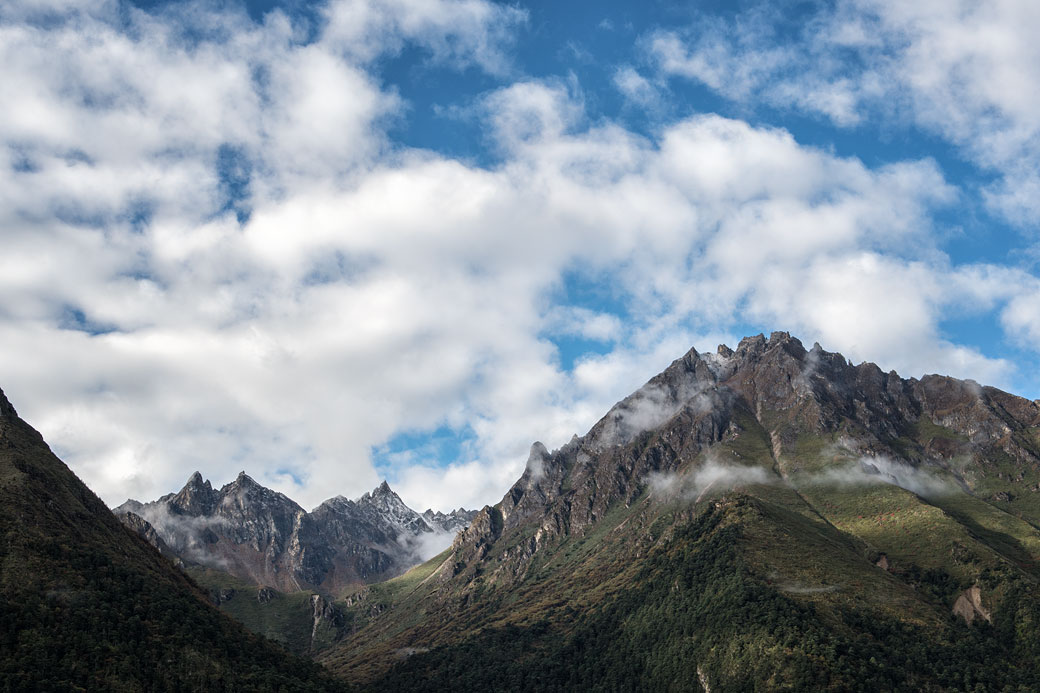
[0, 0, 1037, 513]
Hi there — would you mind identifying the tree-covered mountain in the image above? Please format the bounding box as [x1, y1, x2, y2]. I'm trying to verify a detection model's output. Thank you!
[0, 386, 346, 692]
[323, 333, 1040, 691]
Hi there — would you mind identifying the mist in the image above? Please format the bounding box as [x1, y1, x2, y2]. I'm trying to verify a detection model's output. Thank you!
[647, 457, 775, 502]
[798, 454, 956, 498]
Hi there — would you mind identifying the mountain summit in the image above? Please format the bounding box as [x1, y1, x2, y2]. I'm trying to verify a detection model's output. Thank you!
[324, 333, 1040, 691]
[116, 473, 476, 593]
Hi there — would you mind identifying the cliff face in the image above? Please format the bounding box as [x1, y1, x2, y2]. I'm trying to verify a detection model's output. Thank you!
[116, 475, 475, 593]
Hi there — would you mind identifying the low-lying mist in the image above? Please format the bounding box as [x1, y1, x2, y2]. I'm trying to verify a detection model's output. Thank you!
[801, 454, 957, 497]
[647, 457, 774, 502]
[645, 449, 958, 504]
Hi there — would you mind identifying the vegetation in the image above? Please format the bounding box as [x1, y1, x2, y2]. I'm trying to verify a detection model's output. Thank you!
[365, 503, 1040, 692]
[0, 407, 347, 692]
[188, 567, 345, 656]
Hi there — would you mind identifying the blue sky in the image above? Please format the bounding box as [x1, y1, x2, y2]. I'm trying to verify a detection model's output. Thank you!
[1, 0, 1038, 512]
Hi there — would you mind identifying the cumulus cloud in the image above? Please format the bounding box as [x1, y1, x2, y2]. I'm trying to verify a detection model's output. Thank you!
[0, 0, 1035, 516]
[648, 1, 1040, 228]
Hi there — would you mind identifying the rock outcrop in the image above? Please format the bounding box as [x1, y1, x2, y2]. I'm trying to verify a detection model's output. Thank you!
[953, 585, 991, 624]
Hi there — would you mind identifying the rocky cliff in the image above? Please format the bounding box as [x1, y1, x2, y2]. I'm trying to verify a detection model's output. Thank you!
[116, 474, 475, 593]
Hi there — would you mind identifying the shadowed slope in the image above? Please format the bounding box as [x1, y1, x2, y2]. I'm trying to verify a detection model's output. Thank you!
[0, 387, 347, 692]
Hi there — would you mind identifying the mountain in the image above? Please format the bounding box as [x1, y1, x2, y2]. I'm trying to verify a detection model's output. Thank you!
[0, 386, 345, 691]
[116, 474, 476, 595]
[422, 507, 479, 534]
[322, 332, 1040, 691]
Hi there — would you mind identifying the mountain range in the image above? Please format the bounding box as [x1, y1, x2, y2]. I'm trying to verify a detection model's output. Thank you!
[5, 331, 1040, 690]
[321, 332, 1040, 691]
[115, 473, 476, 594]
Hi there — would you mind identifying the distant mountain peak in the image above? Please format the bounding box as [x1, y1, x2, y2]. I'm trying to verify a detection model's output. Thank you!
[232, 470, 259, 487]
[170, 470, 218, 516]
[118, 473, 476, 592]
[183, 470, 212, 491]
[360, 480, 405, 504]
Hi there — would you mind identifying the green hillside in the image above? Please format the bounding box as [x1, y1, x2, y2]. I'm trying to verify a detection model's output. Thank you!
[188, 567, 346, 656]
[320, 335, 1040, 691]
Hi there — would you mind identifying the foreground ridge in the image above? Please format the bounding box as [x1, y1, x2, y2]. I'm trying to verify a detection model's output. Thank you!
[0, 386, 344, 691]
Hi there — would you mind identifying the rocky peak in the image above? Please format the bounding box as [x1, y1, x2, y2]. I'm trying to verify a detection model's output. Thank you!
[230, 470, 260, 490]
[359, 481, 406, 507]
[169, 471, 218, 516]
[219, 472, 303, 515]
[734, 333, 768, 360]
[356, 481, 431, 536]
[443, 333, 1040, 592]
[524, 441, 551, 478]
[118, 474, 477, 593]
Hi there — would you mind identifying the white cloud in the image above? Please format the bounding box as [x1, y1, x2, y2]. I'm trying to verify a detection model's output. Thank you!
[0, 0, 1035, 516]
[322, 0, 526, 73]
[1002, 290, 1040, 345]
[613, 66, 661, 110]
[648, 0, 1040, 226]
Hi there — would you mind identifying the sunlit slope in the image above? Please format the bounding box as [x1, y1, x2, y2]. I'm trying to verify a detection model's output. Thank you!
[328, 334, 1040, 691]
[332, 490, 1040, 691]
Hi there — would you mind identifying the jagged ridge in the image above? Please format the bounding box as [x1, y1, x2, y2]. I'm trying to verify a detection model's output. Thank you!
[324, 333, 1040, 690]
[116, 472, 477, 594]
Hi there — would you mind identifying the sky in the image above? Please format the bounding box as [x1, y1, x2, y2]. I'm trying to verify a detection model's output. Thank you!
[1, 0, 1039, 513]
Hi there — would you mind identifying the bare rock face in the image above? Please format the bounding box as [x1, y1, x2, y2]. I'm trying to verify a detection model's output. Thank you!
[310, 593, 345, 641]
[444, 332, 1040, 590]
[120, 511, 181, 564]
[953, 586, 991, 624]
[115, 475, 475, 594]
